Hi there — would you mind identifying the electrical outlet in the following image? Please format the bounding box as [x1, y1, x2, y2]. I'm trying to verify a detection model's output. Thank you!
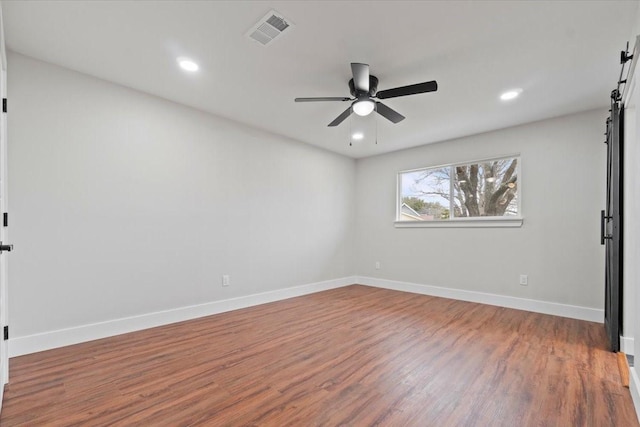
[222, 275, 230, 287]
[375, 261, 381, 270]
[519, 274, 528, 286]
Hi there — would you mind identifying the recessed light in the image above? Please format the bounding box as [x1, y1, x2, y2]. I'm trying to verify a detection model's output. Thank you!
[178, 58, 199, 72]
[500, 89, 522, 101]
[352, 132, 364, 140]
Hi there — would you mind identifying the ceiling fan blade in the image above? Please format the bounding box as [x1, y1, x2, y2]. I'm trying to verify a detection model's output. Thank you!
[328, 106, 353, 127]
[377, 80, 438, 100]
[375, 102, 405, 124]
[295, 97, 352, 102]
[351, 63, 370, 93]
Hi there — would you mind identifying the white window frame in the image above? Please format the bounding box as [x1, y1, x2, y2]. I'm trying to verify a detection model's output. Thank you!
[395, 154, 523, 228]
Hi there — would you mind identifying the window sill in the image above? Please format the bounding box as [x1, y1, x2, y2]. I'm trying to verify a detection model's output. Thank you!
[394, 217, 523, 228]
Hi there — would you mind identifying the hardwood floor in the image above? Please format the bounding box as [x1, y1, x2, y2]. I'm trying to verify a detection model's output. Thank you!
[1, 285, 637, 426]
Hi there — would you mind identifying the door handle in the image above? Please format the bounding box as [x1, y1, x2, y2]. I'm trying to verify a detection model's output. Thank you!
[601, 210, 612, 245]
[0, 242, 13, 253]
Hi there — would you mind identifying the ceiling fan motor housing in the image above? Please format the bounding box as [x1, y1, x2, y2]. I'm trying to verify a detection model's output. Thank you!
[349, 75, 379, 97]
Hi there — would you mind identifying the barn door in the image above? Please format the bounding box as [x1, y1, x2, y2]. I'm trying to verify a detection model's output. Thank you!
[602, 98, 623, 352]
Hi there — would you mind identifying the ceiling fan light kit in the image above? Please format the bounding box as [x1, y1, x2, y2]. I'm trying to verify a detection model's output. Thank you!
[295, 62, 438, 129]
[353, 99, 375, 116]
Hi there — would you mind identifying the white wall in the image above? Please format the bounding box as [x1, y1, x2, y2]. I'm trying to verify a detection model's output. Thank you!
[622, 4, 640, 358]
[627, 67, 640, 418]
[355, 110, 606, 312]
[4, 52, 614, 357]
[624, 103, 637, 353]
[7, 53, 355, 344]
[627, 13, 640, 416]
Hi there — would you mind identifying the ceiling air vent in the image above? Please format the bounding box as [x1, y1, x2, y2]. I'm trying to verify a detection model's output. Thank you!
[246, 10, 294, 46]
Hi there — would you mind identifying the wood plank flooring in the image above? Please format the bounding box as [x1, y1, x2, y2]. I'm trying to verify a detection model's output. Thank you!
[1, 285, 637, 426]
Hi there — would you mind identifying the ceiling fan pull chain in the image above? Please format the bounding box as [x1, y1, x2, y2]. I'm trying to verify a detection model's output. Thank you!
[349, 114, 353, 146]
[375, 112, 378, 145]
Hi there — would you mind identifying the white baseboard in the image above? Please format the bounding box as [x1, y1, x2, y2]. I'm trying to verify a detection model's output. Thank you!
[622, 336, 635, 356]
[9, 276, 357, 357]
[357, 276, 604, 323]
[10, 276, 606, 358]
[630, 367, 640, 424]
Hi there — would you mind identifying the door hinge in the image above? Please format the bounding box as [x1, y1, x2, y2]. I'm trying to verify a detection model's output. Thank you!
[3, 212, 7, 227]
[2, 98, 6, 113]
[3, 326, 8, 341]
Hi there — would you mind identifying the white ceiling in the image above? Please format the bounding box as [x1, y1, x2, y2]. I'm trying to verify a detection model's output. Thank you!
[1, 1, 638, 158]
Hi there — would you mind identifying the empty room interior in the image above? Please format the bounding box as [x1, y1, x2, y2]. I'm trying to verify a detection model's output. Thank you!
[1, 0, 640, 425]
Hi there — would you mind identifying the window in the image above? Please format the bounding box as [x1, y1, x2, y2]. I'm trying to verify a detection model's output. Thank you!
[397, 156, 520, 226]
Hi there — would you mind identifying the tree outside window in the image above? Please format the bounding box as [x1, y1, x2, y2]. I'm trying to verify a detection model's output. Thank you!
[398, 156, 519, 221]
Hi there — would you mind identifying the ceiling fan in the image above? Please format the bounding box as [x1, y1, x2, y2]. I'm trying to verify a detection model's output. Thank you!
[295, 63, 438, 127]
